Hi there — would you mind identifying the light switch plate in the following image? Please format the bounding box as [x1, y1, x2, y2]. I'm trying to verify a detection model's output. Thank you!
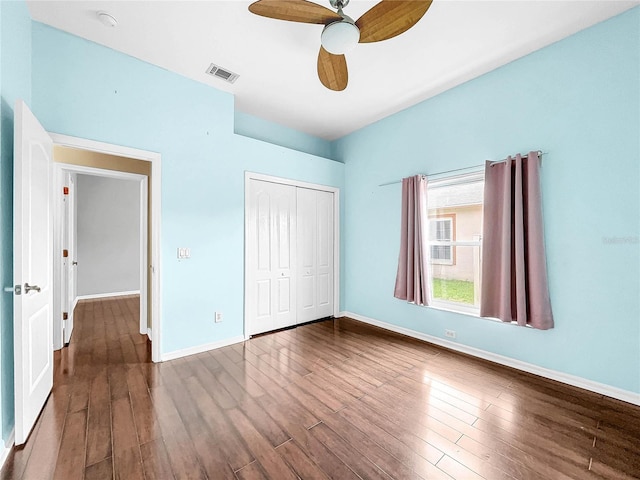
[177, 247, 190, 259]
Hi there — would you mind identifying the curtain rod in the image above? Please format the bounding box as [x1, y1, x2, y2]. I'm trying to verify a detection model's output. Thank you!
[378, 151, 545, 187]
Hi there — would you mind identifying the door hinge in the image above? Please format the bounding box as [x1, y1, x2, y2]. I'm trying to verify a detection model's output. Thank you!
[63, 249, 69, 258]
[63, 312, 68, 320]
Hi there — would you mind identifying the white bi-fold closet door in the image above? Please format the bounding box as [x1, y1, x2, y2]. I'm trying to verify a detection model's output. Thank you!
[246, 178, 335, 336]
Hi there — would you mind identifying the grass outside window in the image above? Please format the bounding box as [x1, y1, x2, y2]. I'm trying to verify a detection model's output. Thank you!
[432, 278, 475, 305]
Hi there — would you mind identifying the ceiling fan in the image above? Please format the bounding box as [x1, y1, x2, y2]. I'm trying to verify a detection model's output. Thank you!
[248, 0, 433, 91]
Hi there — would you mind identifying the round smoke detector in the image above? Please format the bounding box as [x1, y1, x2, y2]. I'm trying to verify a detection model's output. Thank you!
[97, 11, 118, 28]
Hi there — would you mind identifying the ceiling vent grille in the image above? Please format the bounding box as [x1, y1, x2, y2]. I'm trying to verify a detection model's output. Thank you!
[206, 63, 239, 84]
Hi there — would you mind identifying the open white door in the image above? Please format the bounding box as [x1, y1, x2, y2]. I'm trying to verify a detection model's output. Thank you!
[13, 100, 54, 445]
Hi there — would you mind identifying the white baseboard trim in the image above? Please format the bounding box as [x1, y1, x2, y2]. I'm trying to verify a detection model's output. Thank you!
[341, 311, 640, 406]
[147, 328, 152, 341]
[72, 296, 79, 312]
[161, 335, 246, 362]
[76, 290, 141, 301]
[0, 429, 15, 471]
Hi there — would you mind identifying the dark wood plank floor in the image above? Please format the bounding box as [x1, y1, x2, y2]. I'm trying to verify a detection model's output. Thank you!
[2, 295, 639, 480]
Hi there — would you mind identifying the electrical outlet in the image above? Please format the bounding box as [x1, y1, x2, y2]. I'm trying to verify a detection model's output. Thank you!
[445, 329, 456, 339]
[215, 312, 223, 323]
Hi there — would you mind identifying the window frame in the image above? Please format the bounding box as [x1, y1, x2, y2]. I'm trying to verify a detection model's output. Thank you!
[426, 171, 484, 315]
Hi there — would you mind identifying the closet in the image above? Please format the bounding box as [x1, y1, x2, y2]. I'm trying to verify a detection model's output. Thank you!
[246, 178, 335, 336]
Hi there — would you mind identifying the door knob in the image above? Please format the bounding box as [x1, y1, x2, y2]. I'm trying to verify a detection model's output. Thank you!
[24, 283, 41, 293]
[72, 261, 78, 266]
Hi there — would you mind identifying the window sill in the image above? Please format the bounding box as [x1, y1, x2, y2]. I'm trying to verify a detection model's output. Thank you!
[427, 301, 480, 318]
[422, 302, 532, 328]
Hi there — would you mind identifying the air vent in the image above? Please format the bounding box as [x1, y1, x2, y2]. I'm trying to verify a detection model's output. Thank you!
[206, 63, 239, 84]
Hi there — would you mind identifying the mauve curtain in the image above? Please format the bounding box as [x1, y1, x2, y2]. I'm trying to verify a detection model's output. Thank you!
[480, 152, 554, 329]
[394, 175, 431, 306]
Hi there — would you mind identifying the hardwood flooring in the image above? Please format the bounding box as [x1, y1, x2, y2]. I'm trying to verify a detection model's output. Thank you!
[2, 295, 639, 479]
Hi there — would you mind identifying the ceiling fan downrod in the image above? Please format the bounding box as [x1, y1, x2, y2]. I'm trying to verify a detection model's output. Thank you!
[329, 0, 350, 12]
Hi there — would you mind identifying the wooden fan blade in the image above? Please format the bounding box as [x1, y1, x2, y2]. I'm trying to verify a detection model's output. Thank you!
[249, 0, 341, 24]
[356, 0, 432, 43]
[317, 47, 348, 91]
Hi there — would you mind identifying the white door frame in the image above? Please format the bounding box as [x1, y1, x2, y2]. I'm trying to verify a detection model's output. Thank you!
[59, 170, 76, 345]
[244, 171, 340, 338]
[53, 165, 148, 343]
[50, 134, 162, 362]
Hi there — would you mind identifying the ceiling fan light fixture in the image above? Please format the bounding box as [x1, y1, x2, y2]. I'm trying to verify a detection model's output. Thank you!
[321, 20, 359, 55]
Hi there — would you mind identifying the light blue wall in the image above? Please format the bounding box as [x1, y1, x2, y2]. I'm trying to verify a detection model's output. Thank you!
[31, 22, 345, 356]
[0, 0, 31, 443]
[334, 8, 640, 394]
[235, 110, 335, 160]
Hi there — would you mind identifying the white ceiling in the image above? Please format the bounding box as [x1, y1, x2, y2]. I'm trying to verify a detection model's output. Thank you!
[27, 0, 638, 140]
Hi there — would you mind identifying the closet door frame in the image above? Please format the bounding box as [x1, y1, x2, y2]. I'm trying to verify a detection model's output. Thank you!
[244, 172, 340, 338]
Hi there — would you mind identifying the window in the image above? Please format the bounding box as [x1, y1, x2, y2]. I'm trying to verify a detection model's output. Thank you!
[429, 216, 454, 265]
[426, 172, 484, 315]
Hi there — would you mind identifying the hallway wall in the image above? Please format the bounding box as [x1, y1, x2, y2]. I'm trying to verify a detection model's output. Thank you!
[76, 174, 140, 297]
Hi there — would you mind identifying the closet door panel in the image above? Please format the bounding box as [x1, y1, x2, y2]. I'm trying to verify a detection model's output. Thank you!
[315, 190, 334, 317]
[297, 188, 334, 323]
[256, 192, 271, 271]
[296, 188, 315, 323]
[270, 183, 297, 330]
[248, 180, 296, 335]
[256, 280, 271, 318]
[253, 190, 273, 329]
[300, 276, 316, 310]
